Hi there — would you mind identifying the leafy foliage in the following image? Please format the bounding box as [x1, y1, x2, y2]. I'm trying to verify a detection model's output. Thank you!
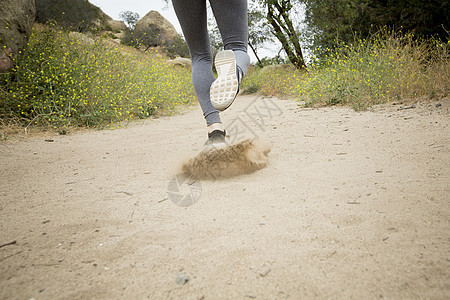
[248, 3, 275, 67]
[365, 0, 449, 41]
[119, 11, 140, 30]
[250, 0, 307, 68]
[303, 0, 450, 53]
[265, 0, 306, 68]
[122, 24, 164, 50]
[241, 30, 449, 110]
[121, 25, 189, 58]
[165, 36, 190, 59]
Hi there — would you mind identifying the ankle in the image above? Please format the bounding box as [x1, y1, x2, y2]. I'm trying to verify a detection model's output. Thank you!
[207, 122, 224, 133]
[237, 67, 244, 84]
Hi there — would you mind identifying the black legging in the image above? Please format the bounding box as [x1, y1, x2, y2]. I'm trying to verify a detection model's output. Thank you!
[172, 0, 250, 125]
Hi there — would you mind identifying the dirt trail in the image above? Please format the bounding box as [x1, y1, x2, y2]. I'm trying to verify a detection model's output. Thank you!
[1, 96, 449, 299]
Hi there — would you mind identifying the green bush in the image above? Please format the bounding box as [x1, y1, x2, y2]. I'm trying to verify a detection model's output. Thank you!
[242, 30, 449, 110]
[165, 36, 190, 59]
[121, 27, 189, 59]
[120, 28, 141, 48]
[0, 25, 196, 129]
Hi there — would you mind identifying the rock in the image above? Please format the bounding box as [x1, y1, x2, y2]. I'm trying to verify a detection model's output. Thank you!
[135, 10, 179, 42]
[167, 57, 192, 68]
[176, 272, 189, 285]
[35, 0, 122, 33]
[106, 19, 127, 32]
[0, 48, 12, 73]
[113, 32, 124, 39]
[0, 0, 36, 72]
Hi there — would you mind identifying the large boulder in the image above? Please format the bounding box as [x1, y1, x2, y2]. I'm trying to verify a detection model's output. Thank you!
[95, 6, 126, 32]
[0, 0, 36, 72]
[102, 14, 127, 40]
[135, 10, 179, 42]
[167, 57, 192, 68]
[106, 19, 127, 32]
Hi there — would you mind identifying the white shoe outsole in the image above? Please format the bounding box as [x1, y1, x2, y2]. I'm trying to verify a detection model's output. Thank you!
[203, 141, 228, 151]
[210, 50, 239, 111]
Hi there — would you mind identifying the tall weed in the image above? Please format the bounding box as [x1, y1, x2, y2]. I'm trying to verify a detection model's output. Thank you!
[241, 30, 449, 110]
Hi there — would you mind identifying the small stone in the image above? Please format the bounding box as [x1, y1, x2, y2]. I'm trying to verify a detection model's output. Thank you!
[259, 268, 271, 277]
[176, 272, 189, 285]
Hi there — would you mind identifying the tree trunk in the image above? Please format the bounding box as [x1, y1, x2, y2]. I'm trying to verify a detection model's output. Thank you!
[266, 0, 306, 69]
[248, 40, 264, 68]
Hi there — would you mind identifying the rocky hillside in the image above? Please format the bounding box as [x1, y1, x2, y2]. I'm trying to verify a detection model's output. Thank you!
[135, 10, 179, 42]
[35, 0, 126, 32]
[0, 0, 36, 72]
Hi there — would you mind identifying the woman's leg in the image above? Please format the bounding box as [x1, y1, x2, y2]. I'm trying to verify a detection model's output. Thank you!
[171, 0, 221, 126]
[210, 0, 250, 78]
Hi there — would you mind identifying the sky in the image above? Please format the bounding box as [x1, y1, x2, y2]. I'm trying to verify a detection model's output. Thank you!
[89, 0, 276, 62]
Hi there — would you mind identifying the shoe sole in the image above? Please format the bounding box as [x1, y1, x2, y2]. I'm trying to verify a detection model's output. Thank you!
[202, 141, 228, 151]
[210, 50, 239, 111]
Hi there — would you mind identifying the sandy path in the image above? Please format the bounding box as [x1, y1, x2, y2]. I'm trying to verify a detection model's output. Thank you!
[1, 96, 449, 299]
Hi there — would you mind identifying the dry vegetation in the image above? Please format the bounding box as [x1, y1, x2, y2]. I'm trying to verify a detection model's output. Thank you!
[242, 30, 449, 110]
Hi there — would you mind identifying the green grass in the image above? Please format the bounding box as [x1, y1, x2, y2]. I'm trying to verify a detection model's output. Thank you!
[241, 31, 449, 110]
[0, 25, 196, 130]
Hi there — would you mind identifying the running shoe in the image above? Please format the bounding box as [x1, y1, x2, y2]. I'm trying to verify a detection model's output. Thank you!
[204, 129, 227, 149]
[210, 50, 240, 111]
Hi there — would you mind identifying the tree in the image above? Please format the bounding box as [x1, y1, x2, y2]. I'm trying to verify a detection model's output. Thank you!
[266, 0, 306, 68]
[166, 0, 307, 67]
[302, 0, 367, 53]
[303, 0, 450, 52]
[119, 11, 139, 30]
[248, 3, 274, 68]
[259, 0, 307, 69]
[365, 0, 449, 41]
[207, 3, 273, 68]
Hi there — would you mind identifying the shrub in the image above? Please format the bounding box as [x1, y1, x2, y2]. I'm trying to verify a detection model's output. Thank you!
[242, 30, 449, 110]
[165, 36, 190, 59]
[0, 25, 196, 129]
[121, 26, 189, 58]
